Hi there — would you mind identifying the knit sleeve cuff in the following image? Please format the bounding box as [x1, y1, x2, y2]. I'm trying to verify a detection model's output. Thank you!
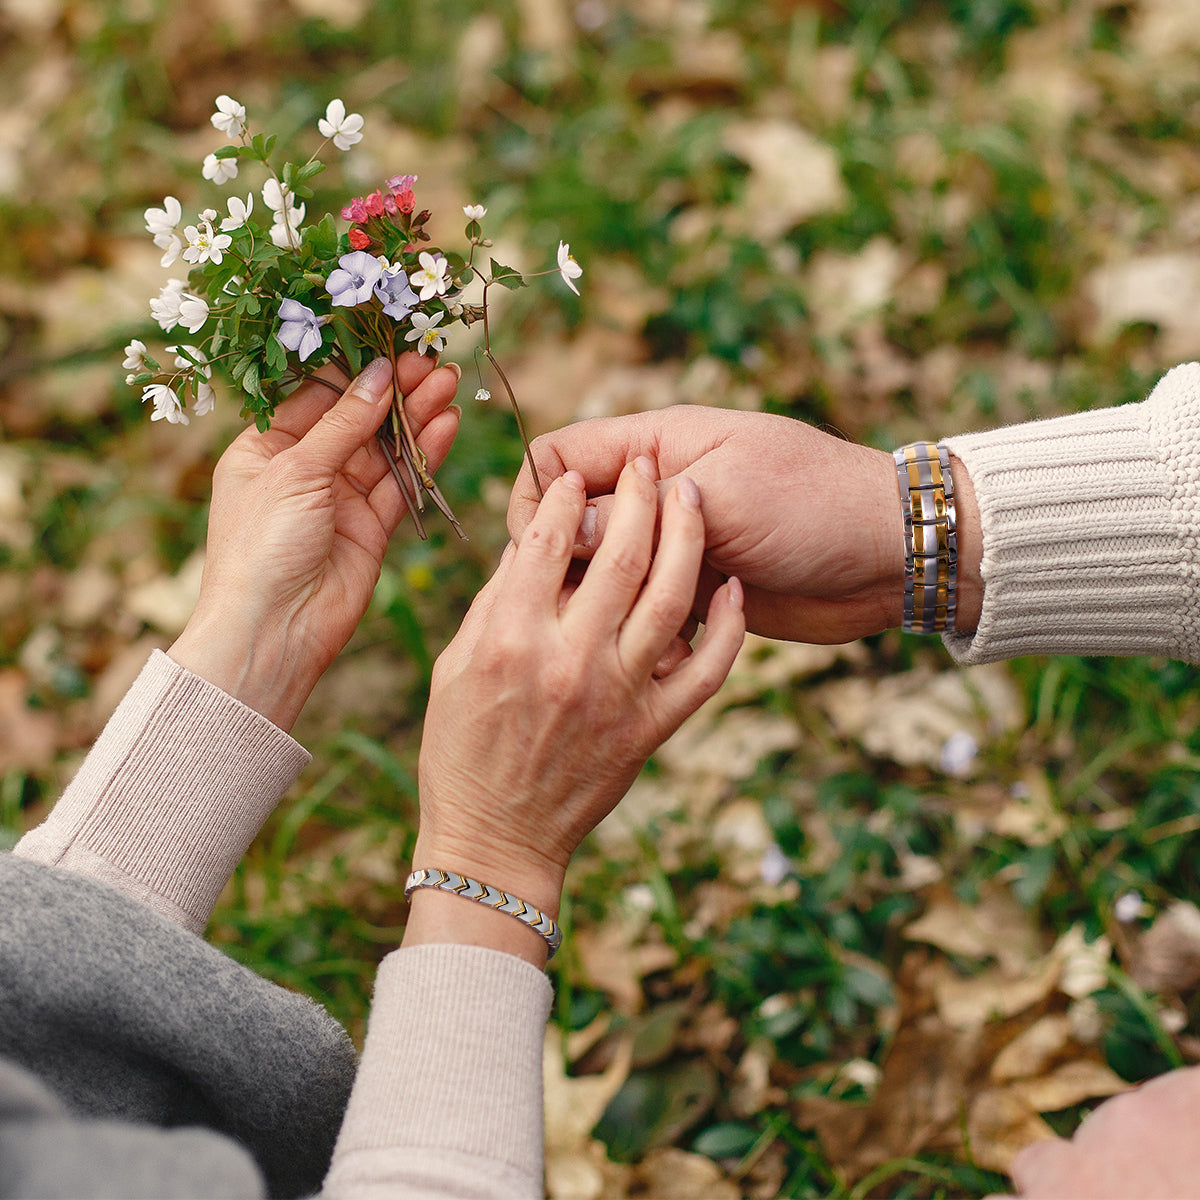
[941, 362, 1200, 665]
[326, 943, 552, 1197]
[13, 649, 311, 933]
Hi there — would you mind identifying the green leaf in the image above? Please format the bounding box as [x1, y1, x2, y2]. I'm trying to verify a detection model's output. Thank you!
[240, 359, 261, 397]
[489, 259, 527, 290]
[340, 336, 363, 377]
[213, 144, 240, 159]
[294, 161, 326, 183]
[303, 214, 340, 261]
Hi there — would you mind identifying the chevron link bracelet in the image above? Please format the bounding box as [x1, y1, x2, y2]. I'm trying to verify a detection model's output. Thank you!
[404, 868, 563, 959]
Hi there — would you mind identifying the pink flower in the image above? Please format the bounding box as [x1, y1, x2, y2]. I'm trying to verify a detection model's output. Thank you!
[364, 190, 385, 217]
[341, 196, 368, 223]
[383, 192, 398, 215]
[348, 228, 372, 250]
[397, 190, 415, 214]
[387, 173, 417, 193]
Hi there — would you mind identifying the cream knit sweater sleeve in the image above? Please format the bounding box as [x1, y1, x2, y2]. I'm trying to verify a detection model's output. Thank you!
[942, 361, 1200, 665]
[13, 649, 311, 933]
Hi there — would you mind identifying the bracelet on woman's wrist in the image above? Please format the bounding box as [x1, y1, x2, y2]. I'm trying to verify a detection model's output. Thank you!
[892, 440, 957, 634]
[404, 867, 563, 958]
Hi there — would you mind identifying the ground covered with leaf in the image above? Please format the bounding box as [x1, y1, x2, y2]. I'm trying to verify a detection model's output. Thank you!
[4, 1, 1200, 1196]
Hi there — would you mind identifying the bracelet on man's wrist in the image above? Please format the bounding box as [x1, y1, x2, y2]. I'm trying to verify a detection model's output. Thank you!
[404, 867, 563, 958]
[892, 440, 957, 634]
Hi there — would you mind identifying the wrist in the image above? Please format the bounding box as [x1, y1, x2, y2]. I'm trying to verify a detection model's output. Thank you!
[402, 881, 552, 969]
[168, 609, 323, 732]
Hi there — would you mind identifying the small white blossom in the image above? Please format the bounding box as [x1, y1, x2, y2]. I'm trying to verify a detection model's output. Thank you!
[177, 294, 210, 334]
[211, 94, 246, 138]
[199, 208, 218, 223]
[1114, 891, 1144, 923]
[202, 152, 239, 185]
[142, 383, 189, 425]
[122, 340, 149, 372]
[182, 220, 232, 266]
[150, 279, 186, 330]
[145, 196, 183, 267]
[317, 98, 364, 151]
[220, 194, 254, 231]
[463, 204, 487, 220]
[192, 379, 216, 416]
[405, 310, 447, 356]
[557, 240, 583, 295]
[262, 179, 304, 246]
[474, 387, 491, 402]
[409, 251, 450, 301]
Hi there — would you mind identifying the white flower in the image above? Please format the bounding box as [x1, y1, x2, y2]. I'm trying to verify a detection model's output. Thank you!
[168, 344, 210, 375]
[262, 179, 305, 246]
[144, 195, 181, 239]
[474, 387, 491, 402]
[177, 294, 210, 334]
[405, 310, 447, 356]
[409, 251, 450, 301]
[145, 196, 184, 266]
[211, 94, 246, 137]
[202, 152, 239, 185]
[463, 204, 487, 220]
[150, 279, 186, 330]
[220, 194, 254, 232]
[317, 98, 364, 151]
[199, 208, 218, 223]
[122, 340, 149, 372]
[1114, 891, 1144, 923]
[192, 379, 216, 416]
[557, 240, 583, 295]
[182, 220, 232, 266]
[142, 383, 188, 425]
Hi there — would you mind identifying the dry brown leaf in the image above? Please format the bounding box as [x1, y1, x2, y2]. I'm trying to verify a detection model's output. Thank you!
[573, 920, 677, 1015]
[1132, 900, 1200, 994]
[544, 1030, 633, 1200]
[631, 1147, 740, 1200]
[904, 882, 1043, 975]
[1085, 253, 1200, 361]
[990, 1014, 1073, 1082]
[0, 668, 60, 773]
[1008, 1058, 1130, 1113]
[966, 1086, 1058, 1175]
[721, 119, 846, 240]
[813, 664, 1023, 776]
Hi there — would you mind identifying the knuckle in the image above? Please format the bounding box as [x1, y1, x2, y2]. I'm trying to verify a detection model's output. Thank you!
[522, 522, 574, 564]
[602, 541, 648, 588]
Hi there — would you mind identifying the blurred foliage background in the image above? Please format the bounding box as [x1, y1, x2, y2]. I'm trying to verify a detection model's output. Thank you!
[4, 0, 1200, 1195]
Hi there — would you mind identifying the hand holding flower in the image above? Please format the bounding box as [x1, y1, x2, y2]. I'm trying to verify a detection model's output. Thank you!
[167, 352, 460, 731]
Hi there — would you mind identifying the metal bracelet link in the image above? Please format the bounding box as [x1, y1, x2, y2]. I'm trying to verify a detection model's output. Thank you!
[893, 440, 957, 634]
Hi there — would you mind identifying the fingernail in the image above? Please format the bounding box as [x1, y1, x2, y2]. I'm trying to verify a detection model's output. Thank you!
[444, 362, 462, 381]
[677, 476, 700, 512]
[577, 504, 597, 545]
[356, 356, 393, 402]
[633, 455, 656, 481]
[728, 576, 744, 613]
[561, 470, 585, 492]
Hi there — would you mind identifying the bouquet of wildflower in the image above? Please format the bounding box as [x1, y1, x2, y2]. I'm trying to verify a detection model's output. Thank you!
[125, 95, 584, 538]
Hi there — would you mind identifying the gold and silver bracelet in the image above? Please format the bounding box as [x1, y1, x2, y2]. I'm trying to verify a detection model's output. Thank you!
[404, 867, 563, 959]
[892, 440, 957, 634]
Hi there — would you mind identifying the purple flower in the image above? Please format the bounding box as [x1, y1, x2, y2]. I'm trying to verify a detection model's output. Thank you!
[326, 251, 384, 307]
[387, 173, 418, 193]
[374, 266, 418, 320]
[276, 298, 326, 361]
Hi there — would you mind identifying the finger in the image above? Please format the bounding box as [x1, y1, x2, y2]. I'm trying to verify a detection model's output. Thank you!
[508, 411, 664, 541]
[398, 358, 461, 427]
[260, 363, 352, 442]
[368, 405, 462, 532]
[653, 577, 745, 730]
[283, 357, 395, 477]
[505, 472, 588, 621]
[652, 636, 693, 679]
[566, 457, 658, 638]
[619, 477, 706, 678]
[1009, 1137, 1074, 1196]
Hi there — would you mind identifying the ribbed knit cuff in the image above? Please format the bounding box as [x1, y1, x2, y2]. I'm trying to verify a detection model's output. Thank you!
[942, 362, 1200, 665]
[14, 649, 310, 933]
[327, 943, 552, 1198]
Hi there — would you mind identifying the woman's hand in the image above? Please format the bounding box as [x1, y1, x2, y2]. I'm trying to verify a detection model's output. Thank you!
[992, 1067, 1200, 1200]
[406, 457, 746, 965]
[168, 353, 460, 730]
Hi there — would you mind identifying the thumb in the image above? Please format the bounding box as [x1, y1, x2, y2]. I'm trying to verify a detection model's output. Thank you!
[295, 357, 394, 474]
